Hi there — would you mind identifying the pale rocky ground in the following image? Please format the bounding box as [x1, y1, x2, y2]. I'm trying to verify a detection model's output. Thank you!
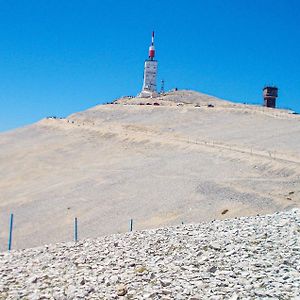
[0, 209, 300, 299]
[0, 90, 300, 250]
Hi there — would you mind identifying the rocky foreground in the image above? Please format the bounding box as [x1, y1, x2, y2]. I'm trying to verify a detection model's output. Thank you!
[1, 210, 300, 300]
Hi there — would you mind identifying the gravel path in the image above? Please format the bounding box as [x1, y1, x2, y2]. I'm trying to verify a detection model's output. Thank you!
[1, 209, 300, 299]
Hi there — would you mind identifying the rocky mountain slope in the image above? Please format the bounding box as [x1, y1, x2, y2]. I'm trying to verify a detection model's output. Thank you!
[0, 90, 299, 250]
[1, 209, 299, 299]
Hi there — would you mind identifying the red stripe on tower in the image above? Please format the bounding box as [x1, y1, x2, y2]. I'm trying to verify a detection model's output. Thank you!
[149, 31, 155, 59]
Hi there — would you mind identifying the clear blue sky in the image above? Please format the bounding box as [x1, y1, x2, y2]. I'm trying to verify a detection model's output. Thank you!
[1, 0, 300, 132]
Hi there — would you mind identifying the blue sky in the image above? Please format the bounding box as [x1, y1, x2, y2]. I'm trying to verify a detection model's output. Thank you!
[0, 0, 299, 132]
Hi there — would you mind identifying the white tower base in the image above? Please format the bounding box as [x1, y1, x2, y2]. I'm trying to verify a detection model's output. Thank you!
[138, 90, 158, 98]
[138, 59, 158, 98]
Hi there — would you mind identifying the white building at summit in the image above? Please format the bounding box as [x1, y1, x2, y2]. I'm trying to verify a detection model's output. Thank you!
[138, 31, 158, 98]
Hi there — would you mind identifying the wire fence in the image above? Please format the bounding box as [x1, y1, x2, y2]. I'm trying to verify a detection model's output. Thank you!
[4, 214, 140, 251]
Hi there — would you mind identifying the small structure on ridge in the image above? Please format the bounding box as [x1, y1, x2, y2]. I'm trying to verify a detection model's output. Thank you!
[263, 86, 278, 108]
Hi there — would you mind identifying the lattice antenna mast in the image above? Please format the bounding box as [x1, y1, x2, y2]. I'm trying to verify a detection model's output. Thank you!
[160, 79, 165, 94]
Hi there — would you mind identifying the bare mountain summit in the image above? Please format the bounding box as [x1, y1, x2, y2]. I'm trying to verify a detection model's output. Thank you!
[0, 90, 299, 250]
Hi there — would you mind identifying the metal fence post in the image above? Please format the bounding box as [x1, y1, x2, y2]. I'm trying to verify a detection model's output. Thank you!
[8, 213, 14, 251]
[74, 217, 78, 242]
[129, 219, 133, 232]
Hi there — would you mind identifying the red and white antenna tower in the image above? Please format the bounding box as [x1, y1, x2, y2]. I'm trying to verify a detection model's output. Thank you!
[148, 31, 155, 60]
[138, 31, 158, 98]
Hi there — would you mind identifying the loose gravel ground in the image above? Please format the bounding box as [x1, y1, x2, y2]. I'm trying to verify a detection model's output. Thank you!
[1, 209, 300, 299]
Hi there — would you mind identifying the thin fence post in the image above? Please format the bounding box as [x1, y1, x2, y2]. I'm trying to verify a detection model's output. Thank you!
[8, 213, 14, 251]
[74, 217, 78, 242]
[129, 219, 133, 232]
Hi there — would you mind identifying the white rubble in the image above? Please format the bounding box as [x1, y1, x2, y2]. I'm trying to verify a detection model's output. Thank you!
[0, 209, 300, 299]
